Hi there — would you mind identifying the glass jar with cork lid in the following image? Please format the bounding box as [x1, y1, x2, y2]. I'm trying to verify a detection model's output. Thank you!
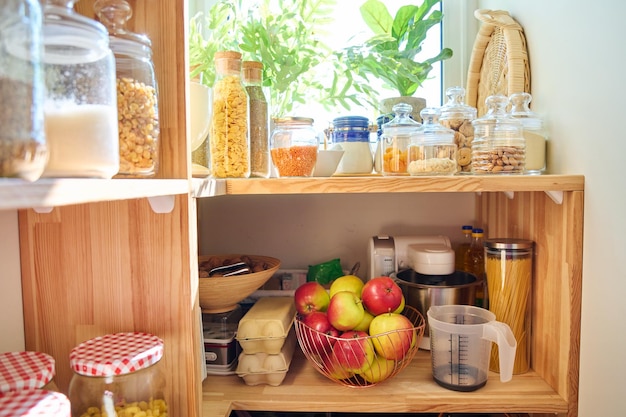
[95, 0, 160, 178]
[242, 60, 270, 178]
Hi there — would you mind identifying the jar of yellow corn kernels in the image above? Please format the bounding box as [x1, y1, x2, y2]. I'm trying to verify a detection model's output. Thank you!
[210, 50, 251, 178]
[68, 332, 167, 417]
[95, 0, 160, 178]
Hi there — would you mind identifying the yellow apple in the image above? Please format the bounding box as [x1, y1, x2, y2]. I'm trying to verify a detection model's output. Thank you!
[369, 312, 416, 360]
[327, 290, 365, 331]
[329, 275, 364, 298]
[359, 354, 396, 383]
[353, 309, 374, 333]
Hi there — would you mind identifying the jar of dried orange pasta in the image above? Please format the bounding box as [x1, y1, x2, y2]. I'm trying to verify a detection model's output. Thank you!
[210, 50, 250, 178]
[270, 117, 318, 177]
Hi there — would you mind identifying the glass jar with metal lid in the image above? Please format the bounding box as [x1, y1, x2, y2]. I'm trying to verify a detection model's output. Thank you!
[0, 0, 48, 181]
[380, 103, 423, 176]
[210, 50, 250, 178]
[407, 107, 457, 176]
[0, 351, 56, 392]
[40, 0, 119, 178]
[439, 86, 477, 173]
[95, 0, 160, 178]
[471, 94, 525, 174]
[68, 332, 167, 417]
[270, 117, 318, 177]
[332, 115, 373, 175]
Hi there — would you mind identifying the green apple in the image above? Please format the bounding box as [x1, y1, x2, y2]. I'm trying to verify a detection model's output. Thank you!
[326, 290, 365, 331]
[353, 309, 374, 333]
[359, 354, 396, 383]
[329, 275, 365, 298]
[369, 312, 416, 360]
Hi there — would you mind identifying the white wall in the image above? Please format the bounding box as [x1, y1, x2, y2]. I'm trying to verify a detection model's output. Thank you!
[476, 1, 626, 415]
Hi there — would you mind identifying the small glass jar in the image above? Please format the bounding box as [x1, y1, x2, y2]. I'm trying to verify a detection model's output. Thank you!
[407, 107, 457, 176]
[509, 92, 547, 175]
[380, 103, 423, 176]
[0, 0, 47, 181]
[332, 116, 373, 174]
[242, 61, 270, 178]
[270, 117, 318, 177]
[210, 50, 250, 178]
[484, 239, 534, 375]
[95, 0, 160, 178]
[0, 351, 56, 392]
[439, 86, 477, 173]
[471, 95, 525, 174]
[0, 390, 71, 417]
[41, 0, 119, 178]
[373, 114, 393, 173]
[68, 332, 167, 417]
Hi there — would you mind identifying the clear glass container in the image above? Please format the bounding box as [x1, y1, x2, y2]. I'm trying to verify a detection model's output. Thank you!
[210, 50, 250, 178]
[509, 92, 546, 175]
[95, 0, 160, 178]
[0, 0, 47, 181]
[332, 115, 373, 174]
[471, 95, 525, 174]
[270, 117, 318, 177]
[69, 332, 167, 417]
[41, 0, 119, 178]
[242, 60, 270, 178]
[484, 239, 534, 375]
[439, 86, 477, 174]
[380, 103, 422, 176]
[407, 107, 457, 176]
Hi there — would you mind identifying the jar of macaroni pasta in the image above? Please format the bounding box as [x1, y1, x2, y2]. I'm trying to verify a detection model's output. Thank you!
[471, 95, 525, 174]
[380, 103, 423, 176]
[68, 332, 167, 417]
[270, 117, 318, 177]
[484, 239, 534, 375]
[439, 86, 477, 173]
[41, 0, 119, 178]
[210, 50, 250, 178]
[509, 92, 546, 175]
[95, 0, 160, 178]
[407, 107, 457, 176]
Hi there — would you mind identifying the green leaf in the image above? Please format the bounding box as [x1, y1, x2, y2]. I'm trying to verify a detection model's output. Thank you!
[360, 0, 393, 35]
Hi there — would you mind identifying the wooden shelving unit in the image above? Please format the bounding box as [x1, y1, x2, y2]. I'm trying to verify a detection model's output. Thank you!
[2, 1, 583, 417]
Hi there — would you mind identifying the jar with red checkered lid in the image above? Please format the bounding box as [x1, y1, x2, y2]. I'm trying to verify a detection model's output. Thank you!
[0, 390, 71, 417]
[68, 332, 167, 417]
[0, 351, 56, 392]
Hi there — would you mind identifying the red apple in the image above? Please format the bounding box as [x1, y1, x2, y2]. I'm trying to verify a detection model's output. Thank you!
[299, 311, 340, 355]
[361, 276, 403, 316]
[329, 275, 364, 298]
[321, 351, 354, 380]
[358, 354, 396, 384]
[326, 290, 365, 331]
[294, 281, 330, 316]
[369, 312, 416, 360]
[331, 330, 375, 373]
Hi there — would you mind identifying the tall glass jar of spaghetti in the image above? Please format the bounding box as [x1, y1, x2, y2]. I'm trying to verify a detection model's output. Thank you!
[210, 50, 250, 178]
[270, 117, 318, 177]
[484, 238, 534, 374]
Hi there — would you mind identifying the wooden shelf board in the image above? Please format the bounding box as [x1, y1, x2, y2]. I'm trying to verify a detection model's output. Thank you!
[0, 178, 189, 210]
[202, 349, 567, 417]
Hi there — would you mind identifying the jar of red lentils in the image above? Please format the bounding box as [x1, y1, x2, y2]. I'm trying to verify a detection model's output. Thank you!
[0, 351, 57, 392]
[270, 117, 318, 177]
[68, 332, 167, 417]
[95, 0, 160, 178]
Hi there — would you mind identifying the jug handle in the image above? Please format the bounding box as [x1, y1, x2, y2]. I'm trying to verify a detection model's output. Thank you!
[482, 321, 517, 382]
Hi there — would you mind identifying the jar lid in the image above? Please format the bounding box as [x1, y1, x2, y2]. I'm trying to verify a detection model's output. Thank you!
[440, 86, 477, 120]
[509, 92, 543, 130]
[95, 0, 153, 57]
[332, 116, 369, 130]
[418, 107, 455, 144]
[484, 238, 534, 250]
[0, 351, 55, 391]
[382, 103, 423, 137]
[273, 116, 314, 126]
[407, 243, 455, 275]
[69, 332, 164, 377]
[0, 390, 71, 417]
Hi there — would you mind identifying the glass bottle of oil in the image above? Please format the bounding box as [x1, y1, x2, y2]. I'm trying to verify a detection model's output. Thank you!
[454, 225, 473, 271]
[464, 227, 486, 308]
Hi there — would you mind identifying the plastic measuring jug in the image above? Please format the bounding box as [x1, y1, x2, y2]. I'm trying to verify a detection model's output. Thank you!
[427, 304, 516, 391]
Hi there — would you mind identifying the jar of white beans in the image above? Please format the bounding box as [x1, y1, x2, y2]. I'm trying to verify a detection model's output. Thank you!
[68, 332, 167, 417]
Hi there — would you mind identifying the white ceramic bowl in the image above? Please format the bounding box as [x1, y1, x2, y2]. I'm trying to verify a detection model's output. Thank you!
[312, 149, 344, 177]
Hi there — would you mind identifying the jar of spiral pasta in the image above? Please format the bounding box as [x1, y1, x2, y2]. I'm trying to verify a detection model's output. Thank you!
[95, 0, 160, 178]
[210, 50, 250, 178]
[270, 117, 318, 177]
[68, 332, 167, 417]
[484, 238, 534, 375]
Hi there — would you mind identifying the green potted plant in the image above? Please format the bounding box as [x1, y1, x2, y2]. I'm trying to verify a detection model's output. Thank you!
[340, 0, 453, 119]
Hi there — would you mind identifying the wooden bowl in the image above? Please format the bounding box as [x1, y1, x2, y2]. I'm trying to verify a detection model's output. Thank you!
[198, 254, 280, 313]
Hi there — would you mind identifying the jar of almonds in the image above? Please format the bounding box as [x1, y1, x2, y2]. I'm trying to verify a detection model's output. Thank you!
[210, 51, 251, 178]
[95, 0, 160, 178]
[439, 86, 477, 173]
[471, 95, 525, 174]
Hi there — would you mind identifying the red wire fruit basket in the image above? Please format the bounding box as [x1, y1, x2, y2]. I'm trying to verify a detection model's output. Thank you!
[294, 305, 425, 387]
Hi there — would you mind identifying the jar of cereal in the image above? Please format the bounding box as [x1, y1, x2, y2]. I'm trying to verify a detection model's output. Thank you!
[439, 86, 477, 173]
[407, 107, 457, 176]
[95, 0, 160, 178]
[68, 332, 167, 417]
[380, 103, 423, 176]
[471, 95, 525, 174]
[210, 50, 250, 178]
[270, 117, 318, 177]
